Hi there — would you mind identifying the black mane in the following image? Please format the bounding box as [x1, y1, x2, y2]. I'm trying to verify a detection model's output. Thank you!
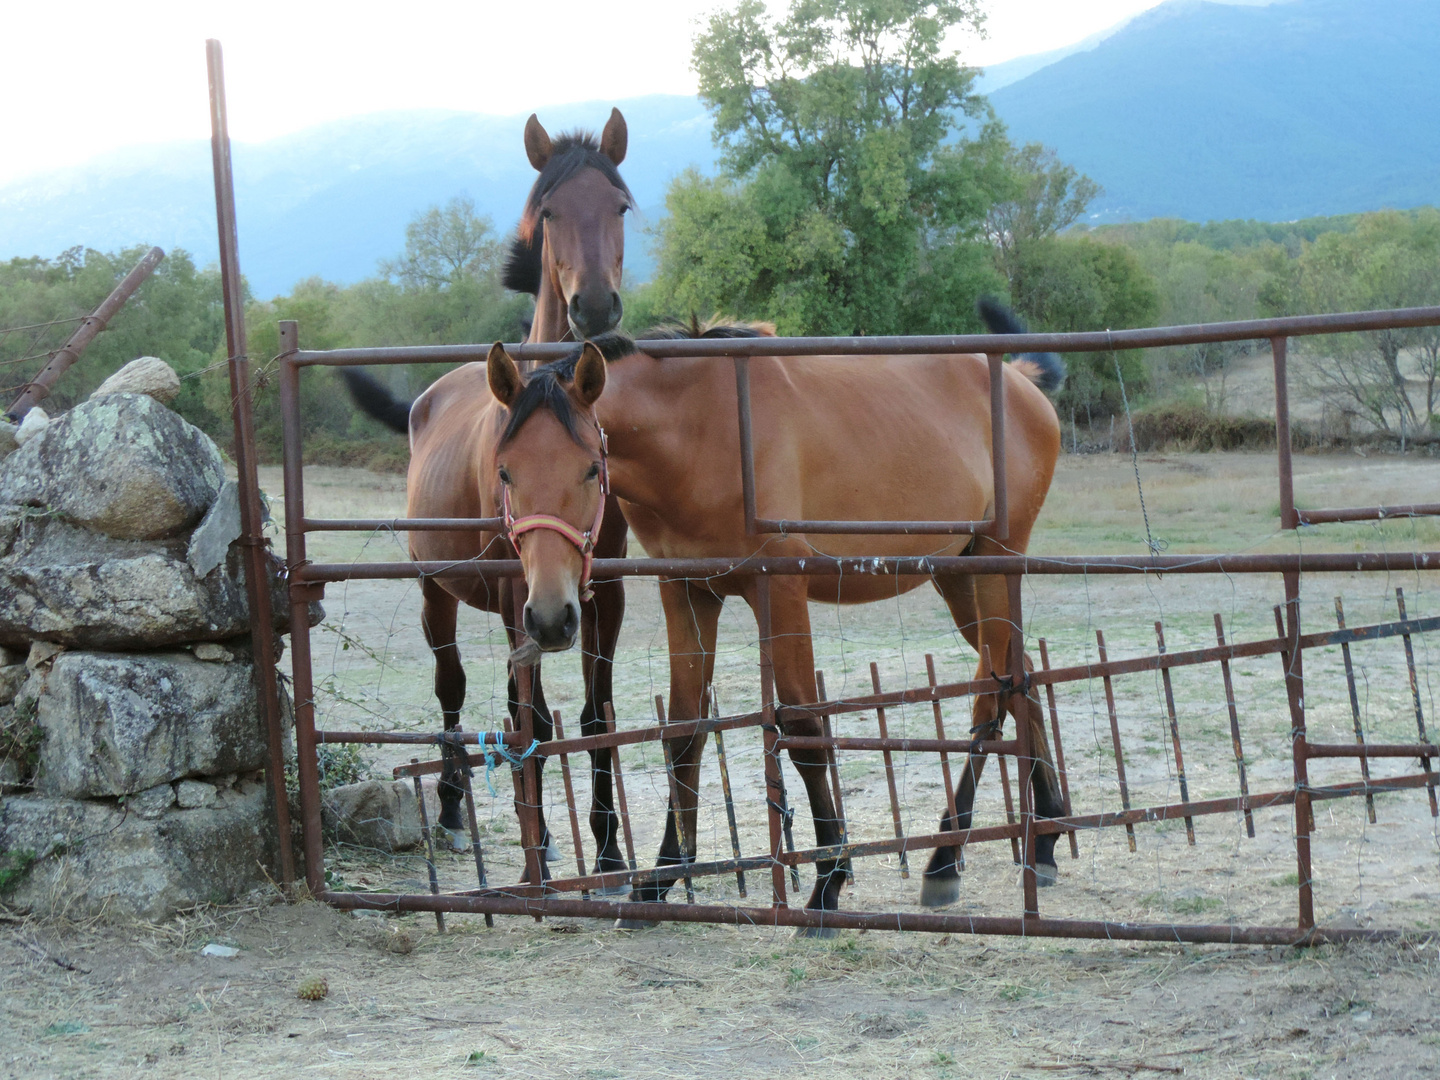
[501, 131, 635, 297]
[500, 332, 636, 445]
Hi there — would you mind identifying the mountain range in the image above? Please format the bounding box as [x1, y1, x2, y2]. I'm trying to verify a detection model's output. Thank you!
[1, 0, 1435, 298]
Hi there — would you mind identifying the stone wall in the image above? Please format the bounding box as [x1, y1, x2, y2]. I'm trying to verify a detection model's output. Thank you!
[0, 360, 317, 919]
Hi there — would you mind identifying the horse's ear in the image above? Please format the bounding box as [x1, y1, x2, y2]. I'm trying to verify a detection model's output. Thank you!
[573, 342, 608, 407]
[487, 342, 524, 407]
[524, 114, 552, 171]
[600, 108, 627, 166]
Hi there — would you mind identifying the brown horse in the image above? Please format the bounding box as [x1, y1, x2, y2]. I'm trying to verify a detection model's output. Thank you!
[344, 109, 633, 885]
[481, 300, 1068, 924]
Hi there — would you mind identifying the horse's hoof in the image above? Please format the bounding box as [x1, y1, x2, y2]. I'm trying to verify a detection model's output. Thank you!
[544, 840, 563, 864]
[434, 826, 469, 854]
[614, 918, 658, 931]
[919, 875, 962, 909]
[794, 924, 840, 940]
[1035, 862, 1059, 888]
[593, 881, 631, 897]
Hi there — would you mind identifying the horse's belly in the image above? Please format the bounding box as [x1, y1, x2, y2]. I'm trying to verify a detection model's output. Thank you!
[807, 575, 933, 604]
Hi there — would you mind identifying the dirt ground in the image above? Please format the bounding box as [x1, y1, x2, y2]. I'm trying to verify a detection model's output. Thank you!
[4, 450, 1439, 1078]
[4, 900, 1440, 1079]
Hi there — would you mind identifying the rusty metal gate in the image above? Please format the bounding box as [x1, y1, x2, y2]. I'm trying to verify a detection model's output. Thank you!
[205, 40, 1440, 947]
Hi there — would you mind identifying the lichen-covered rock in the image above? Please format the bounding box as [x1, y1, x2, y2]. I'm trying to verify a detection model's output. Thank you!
[0, 508, 314, 650]
[0, 419, 17, 461]
[32, 649, 292, 799]
[187, 480, 242, 578]
[90, 357, 181, 404]
[0, 780, 279, 920]
[14, 408, 49, 446]
[0, 663, 24, 705]
[175, 779, 218, 809]
[322, 779, 424, 852]
[0, 392, 223, 540]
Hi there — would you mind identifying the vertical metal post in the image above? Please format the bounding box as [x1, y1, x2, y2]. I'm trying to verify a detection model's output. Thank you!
[987, 354, 1009, 540]
[1396, 589, 1439, 817]
[511, 625, 548, 906]
[755, 575, 789, 907]
[1334, 598, 1377, 824]
[924, 656, 961, 849]
[604, 704, 638, 873]
[411, 760, 447, 933]
[278, 323, 321, 894]
[1272, 336, 1298, 530]
[1277, 577, 1315, 929]
[1008, 575, 1039, 920]
[983, 644, 1023, 866]
[551, 711, 590, 898]
[208, 40, 295, 888]
[1213, 615, 1255, 838]
[734, 357, 758, 535]
[1154, 622, 1196, 844]
[813, 671, 850, 874]
[1037, 641, 1078, 858]
[712, 725, 748, 897]
[1096, 630, 1137, 852]
[456, 764, 493, 927]
[870, 663, 910, 878]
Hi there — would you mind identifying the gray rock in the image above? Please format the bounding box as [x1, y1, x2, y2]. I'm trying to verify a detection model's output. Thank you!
[33, 649, 292, 799]
[0, 645, 23, 666]
[192, 642, 233, 663]
[187, 481, 242, 578]
[0, 393, 223, 540]
[0, 663, 24, 705]
[0, 781, 280, 921]
[26, 641, 63, 670]
[175, 779, 218, 809]
[0, 509, 316, 650]
[128, 782, 177, 820]
[321, 780, 424, 852]
[91, 357, 180, 404]
[0, 420, 16, 461]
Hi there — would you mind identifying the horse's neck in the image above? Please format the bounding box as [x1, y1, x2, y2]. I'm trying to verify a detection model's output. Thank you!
[526, 259, 571, 356]
[593, 361, 683, 511]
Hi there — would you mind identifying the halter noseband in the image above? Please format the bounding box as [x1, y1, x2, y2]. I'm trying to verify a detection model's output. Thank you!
[501, 426, 609, 602]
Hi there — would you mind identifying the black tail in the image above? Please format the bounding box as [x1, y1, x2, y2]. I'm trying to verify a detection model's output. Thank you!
[977, 295, 1066, 395]
[340, 368, 412, 434]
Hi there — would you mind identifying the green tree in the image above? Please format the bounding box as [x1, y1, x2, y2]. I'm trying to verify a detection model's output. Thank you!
[380, 196, 503, 289]
[1292, 210, 1440, 433]
[651, 0, 1006, 336]
[984, 142, 1101, 292]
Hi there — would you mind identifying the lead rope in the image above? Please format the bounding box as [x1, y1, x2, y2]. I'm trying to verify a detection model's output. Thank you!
[1111, 342, 1166, 557]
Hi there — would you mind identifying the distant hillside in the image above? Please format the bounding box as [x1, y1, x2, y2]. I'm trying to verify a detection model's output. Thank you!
[2, 0, 1436, 295]
[989, 0, 1440, 223]
[0, 96, 718, 298]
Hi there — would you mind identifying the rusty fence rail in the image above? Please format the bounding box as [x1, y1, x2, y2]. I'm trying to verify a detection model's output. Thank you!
[263, 301, 1440, 946]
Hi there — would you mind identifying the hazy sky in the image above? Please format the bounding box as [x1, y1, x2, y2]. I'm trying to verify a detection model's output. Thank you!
[0, 0, 1224, 183]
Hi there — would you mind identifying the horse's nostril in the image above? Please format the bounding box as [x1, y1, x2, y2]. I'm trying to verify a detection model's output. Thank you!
[562, 602, 579, 640]
[522, 605, 539, 640]
[610, 293, 622, 320]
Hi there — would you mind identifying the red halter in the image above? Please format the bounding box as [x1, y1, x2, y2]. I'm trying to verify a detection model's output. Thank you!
[501, 427, 609, 602]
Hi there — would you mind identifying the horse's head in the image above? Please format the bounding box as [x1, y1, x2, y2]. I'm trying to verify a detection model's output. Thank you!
[487, 340, 609, 651]
[504, 109, 632, 341]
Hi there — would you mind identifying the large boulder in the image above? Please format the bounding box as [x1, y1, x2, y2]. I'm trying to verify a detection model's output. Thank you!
[32, 648, 291, 799]
[0, 779, 279, 920]
[322, 779, 425, 852]
[0, 392, 223, 541]
[0, 508, 312, 650]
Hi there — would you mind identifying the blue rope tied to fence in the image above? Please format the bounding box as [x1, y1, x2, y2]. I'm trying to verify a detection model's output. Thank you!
[478, 731, 541, 797]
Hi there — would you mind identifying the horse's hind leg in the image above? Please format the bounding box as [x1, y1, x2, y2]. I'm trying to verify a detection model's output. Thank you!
[1015, 661, 1066, 885]
[579, 505, 628, 891]
[421, 580, 469, 848]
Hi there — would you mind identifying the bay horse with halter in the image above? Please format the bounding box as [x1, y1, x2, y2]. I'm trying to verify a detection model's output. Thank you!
[481, 300, 1068, 926]
[343, 109, 633, 885]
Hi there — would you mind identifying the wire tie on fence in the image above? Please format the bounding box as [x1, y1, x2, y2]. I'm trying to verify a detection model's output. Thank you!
[462, 731, 543, 797]
[988, 669, 1032, 699]
[767, 799, 795, 829]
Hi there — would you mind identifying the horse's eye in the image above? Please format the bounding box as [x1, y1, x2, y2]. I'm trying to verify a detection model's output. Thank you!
[618, 205, 629, 217]
[499, 467, 512, 485]
[540, 208, 553, 221]
[585, 462, 600, 481]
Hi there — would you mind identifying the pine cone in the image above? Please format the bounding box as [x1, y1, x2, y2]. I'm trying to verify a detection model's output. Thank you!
[297, 975, 329, 1001]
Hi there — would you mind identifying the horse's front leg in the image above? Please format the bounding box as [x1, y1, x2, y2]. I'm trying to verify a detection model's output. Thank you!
[420, 580, 470, 851]
[579, 503, 628, 891]
[501, 580, 559, 879]
[750, 577, 846, 933]
[618, 579, 723, 925]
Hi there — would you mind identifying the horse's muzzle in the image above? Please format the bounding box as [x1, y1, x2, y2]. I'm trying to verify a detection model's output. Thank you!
[522, 599, 580, 652]
[568, 290, 622, 340]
